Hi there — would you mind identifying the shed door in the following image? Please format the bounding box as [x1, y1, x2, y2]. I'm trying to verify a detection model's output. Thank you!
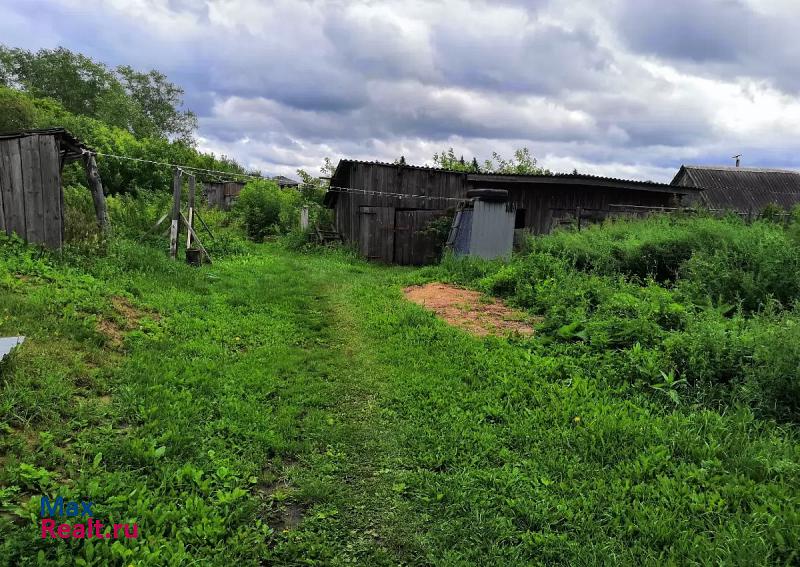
[358, 206, 394, 262]
[394, 209, 445, 266]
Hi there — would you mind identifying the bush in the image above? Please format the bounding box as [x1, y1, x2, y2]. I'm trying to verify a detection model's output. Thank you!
[432, 214, 800, 422]
[233, 180, 301, 241]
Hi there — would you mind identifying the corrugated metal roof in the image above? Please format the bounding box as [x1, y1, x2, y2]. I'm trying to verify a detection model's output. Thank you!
[673, 165, 800, 211]
[334, 159, 691, 192]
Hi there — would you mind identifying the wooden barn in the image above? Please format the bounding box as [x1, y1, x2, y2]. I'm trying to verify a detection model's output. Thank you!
[0, 128, 101, 249]
[672, 165, 800, 213]
[324, 159, 700, 265]
[204, 180, 245, 210]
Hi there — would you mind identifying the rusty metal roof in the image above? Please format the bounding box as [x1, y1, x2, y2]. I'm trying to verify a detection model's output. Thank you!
[672, 165, 800, 211]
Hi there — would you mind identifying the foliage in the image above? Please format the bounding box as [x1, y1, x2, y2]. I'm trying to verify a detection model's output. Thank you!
[431, 214, 800, 423]
[432, 146, 550, 175]
[0, 87, 36, 132]
[234, 180, 302, 240]
[0, 45, 196, 141]
[0, 237, 798, 564]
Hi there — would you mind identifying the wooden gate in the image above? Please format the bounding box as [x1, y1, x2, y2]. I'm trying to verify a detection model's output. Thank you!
[393, 209, 444, 266]
[358, 206, 394, 262]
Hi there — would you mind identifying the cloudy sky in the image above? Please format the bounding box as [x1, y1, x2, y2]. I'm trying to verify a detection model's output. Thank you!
[2, 0, 800, 181]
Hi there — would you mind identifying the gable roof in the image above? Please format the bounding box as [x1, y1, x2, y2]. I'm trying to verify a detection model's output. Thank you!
[673, 165, 800, 211]
[272, 175, 300, 187]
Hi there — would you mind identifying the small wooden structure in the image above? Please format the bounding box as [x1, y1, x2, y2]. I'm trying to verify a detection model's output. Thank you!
[324, 160, 701, 265]
[673, 165, 800, 213]
[0, 128, 107, 249]
[204, 180, 245, 210]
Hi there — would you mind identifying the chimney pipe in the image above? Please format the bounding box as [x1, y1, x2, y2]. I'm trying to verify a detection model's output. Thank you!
[732, 154, 742, 167]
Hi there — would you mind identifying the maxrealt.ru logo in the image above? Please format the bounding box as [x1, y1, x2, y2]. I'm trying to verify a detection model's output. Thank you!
[40, 496, 139, 540]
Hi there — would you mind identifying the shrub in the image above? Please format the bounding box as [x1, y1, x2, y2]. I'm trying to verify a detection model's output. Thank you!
[233, 180, 301, 240]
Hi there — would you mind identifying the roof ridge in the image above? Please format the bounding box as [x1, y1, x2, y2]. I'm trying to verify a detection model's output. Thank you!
[683, 164, 800, 174]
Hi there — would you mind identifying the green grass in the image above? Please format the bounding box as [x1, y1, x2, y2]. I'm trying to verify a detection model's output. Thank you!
[1, 224, 799, 565]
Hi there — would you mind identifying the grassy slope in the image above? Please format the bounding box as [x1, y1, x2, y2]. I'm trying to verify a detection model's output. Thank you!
[1, 239, 798, 566]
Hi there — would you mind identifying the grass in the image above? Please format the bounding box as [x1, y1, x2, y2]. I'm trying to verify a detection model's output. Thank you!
[0, 216, 799, 565]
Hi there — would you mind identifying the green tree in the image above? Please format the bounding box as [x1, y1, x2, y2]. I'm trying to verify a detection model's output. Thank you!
[0, 45, 196, 141]
[116, 65, 197, 141]
[433, 148, 474, 172]
[484, 148, 549, 175]
[0, 86, 37, 132]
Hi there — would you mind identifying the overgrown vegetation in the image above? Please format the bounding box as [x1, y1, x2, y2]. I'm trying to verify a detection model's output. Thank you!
[0, 45, 249, 196]
[1, 218, 798, 564]
[430, 212, 800, 423]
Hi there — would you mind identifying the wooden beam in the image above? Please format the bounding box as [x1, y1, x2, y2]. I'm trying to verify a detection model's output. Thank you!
[186, 175, 195, 249]
[83, 153, 110, 235]
[170, 168, 182, 259]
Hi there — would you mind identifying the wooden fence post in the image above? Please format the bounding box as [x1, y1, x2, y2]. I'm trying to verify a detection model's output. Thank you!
[83, 153, 110, 235]
[170, 168, 182, 259]
[186, 175, 196, 249]
[300, 206, 309, 230]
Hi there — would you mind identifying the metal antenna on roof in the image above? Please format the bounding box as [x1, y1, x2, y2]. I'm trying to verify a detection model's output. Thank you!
[732, 154, 742, 167]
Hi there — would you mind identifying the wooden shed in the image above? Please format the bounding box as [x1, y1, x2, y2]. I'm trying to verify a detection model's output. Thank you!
[0, 128, 92, 249]
[672, 165, 800, 213]
[204, 180, 245, 210]
[325, 160, 701, 265]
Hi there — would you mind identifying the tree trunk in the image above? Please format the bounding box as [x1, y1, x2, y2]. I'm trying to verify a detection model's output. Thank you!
[83, 153, 110, 235]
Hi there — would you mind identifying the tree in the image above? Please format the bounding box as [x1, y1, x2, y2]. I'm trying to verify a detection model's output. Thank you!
[483, 148, 549, 175]
[432, 148, 474, 172]
[116, 65, 197, 142]
[0, 45, 196, 141]
[433, 147, 547, 174]
[0, 87, 37, 132]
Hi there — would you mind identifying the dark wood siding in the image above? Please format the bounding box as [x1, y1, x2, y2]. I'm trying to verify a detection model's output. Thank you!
[330, 161, 688, 264]
[0, 133, 63, 248]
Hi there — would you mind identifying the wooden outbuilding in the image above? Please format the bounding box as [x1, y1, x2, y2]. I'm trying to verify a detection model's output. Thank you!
[0, 128, 106, 249]
[672, 165, 800, 213]
[204, 180, 245, 210]
[324, 159, 700, 265]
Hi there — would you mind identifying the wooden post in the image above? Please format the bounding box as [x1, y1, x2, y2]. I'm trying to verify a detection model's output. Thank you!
[83, 153, 110, 235]
[186, 175, 196, 249]
[576, 206, 582, 231]
[300, 206, 309, 230]
[170, 168, 182, 259]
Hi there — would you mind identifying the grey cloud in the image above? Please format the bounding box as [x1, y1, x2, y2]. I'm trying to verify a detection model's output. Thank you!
[2, 0, 800, 182]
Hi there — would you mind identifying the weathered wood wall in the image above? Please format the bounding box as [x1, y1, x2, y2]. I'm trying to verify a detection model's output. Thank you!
[205, 181, 245, 210]
[331, 162, 685, 264]
[0, 133, 63, 248]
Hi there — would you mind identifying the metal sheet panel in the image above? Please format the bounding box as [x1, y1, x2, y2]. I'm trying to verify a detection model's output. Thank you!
[469, 200, 515, 260]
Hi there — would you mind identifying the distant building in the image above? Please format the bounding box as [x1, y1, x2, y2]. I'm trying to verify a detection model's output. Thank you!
[672, 165, 800, 213]
[204, 180, 245, 210]
[324, 159, 699, 265]
[272, 175, 300, 189]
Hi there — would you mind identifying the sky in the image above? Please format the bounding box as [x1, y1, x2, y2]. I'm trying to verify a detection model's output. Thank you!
[2, 0, 800, 181]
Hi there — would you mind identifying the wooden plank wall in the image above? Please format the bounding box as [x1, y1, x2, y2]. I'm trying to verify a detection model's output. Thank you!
[0, 134, 63, 248]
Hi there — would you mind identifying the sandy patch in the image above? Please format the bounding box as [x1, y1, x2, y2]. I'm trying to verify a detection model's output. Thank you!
[404, 283, 536, 337]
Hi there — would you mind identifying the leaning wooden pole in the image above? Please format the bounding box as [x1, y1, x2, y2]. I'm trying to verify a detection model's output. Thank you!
[186, 175, 196, 249]
[170, 168, 182, 259]
[83, 153, 110, 235]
